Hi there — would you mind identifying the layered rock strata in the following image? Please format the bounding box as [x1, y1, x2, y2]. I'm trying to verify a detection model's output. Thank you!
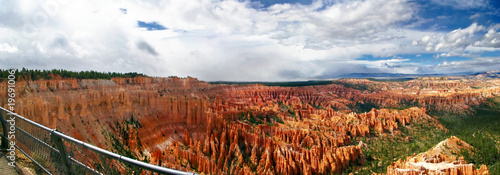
[0, 76, 498, 174]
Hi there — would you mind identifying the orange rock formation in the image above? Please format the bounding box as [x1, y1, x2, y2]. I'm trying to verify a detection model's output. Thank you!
[385, 136, 489, 175]
[0, 76, 498, 174]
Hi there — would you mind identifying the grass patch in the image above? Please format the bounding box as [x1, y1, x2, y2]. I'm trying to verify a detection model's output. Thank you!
[353, 101, 379, 113]
[238, 112, 284, 126]
[349, 97, 500, 174]
[350, 97, 500, 174]
[310, 103, 323, 110]
[332, 81, 373, 91]
[438, 97, 500, 173]
[105, 115, 143, 160]
[347, 120, 447, 174]
[279, 102, 297, 118]
[388, 100, 421, 110]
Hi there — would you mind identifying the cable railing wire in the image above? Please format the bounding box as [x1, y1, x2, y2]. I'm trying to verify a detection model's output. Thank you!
[0, 107, 196, 175]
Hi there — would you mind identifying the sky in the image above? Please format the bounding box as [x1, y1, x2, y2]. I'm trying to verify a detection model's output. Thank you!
[0, 0, 499, 81]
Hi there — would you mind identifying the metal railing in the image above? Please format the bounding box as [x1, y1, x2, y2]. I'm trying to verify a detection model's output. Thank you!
[0, 107, 195, 175]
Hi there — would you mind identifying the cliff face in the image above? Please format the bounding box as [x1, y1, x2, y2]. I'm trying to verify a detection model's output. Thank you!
[384, 136, 490, 175]
[0, 77, 211, 148]
[335, 78, 500, 114]
[1, 77, 498, 174]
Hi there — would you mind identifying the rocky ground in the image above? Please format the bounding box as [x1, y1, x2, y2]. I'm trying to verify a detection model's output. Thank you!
[1, 75, 499, 174]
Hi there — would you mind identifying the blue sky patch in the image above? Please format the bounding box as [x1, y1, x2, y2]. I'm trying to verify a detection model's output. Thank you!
[137, 21, 167, 31]
[405, 0, 500, 32]
[479, 51, 500, 57]
[119, 8, 127, 14]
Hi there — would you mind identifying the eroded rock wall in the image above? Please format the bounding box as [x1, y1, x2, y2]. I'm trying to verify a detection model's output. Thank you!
[1, 77, 498, 174]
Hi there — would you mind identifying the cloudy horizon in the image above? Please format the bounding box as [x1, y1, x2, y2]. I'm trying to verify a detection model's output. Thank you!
[0, 0, 499, 81]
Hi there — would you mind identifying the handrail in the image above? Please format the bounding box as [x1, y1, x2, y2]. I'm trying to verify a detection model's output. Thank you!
[0, 106, 196, 175]
[0, 131, 52, 174]
[54, 130, 193, 175]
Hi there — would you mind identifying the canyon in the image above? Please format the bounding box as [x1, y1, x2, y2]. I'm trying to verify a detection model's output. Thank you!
[1, 75, 499, 174]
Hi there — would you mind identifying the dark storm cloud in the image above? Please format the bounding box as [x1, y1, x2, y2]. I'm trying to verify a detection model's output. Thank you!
[313, 62, 385, 79]
[136, 41, 158, 56]
[278, 70, 303, 79]
[51, 35, 69, 48]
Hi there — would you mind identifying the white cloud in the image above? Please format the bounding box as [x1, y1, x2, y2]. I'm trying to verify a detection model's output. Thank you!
[271, 0, 416, 49]
[0, 0, 425, 81]
[0, 0, 497, 80]
[434, 57, 500, 72]
[345, 58, 410, 67]
[0, 43, 18, 53]
[413, 23, 500, 54]
[434, 52, 473, 59]
[381, 56, 500, 74]
[470, 13, 481, 19]
[474, 27, 500, 48]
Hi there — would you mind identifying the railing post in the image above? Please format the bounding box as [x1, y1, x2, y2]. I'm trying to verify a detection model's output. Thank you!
[50, 130, 73, 175]
[0, 111, 8, 150]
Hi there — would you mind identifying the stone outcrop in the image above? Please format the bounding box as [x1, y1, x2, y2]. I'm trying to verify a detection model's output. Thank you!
[385, 136, 489, 175]
[1, 76, 498, 174]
